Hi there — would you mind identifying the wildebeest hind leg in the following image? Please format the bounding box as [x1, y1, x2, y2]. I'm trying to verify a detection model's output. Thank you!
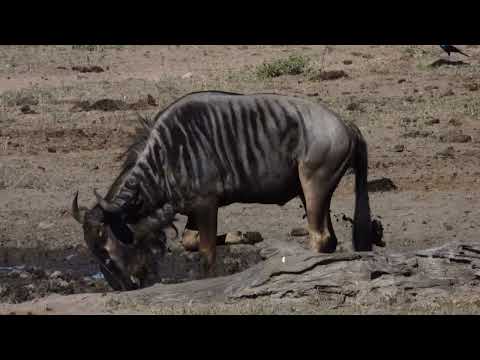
[299, 162, 346, 253]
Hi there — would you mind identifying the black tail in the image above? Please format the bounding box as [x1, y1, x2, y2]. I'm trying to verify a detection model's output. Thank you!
[352, 129, 373, 251]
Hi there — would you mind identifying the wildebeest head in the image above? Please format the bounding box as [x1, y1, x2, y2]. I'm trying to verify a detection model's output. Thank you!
[71, 190, 176, 291]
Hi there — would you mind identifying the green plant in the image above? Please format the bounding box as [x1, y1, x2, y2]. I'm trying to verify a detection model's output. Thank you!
[256, 55, 309, 79]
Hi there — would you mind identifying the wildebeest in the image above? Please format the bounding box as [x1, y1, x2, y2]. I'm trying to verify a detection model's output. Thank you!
[72, 91, 376, 291]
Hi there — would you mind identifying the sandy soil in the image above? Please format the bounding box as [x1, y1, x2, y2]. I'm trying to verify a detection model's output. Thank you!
[1, 45, 480, 314]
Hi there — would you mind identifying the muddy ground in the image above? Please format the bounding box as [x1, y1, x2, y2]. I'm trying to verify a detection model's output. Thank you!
[1, 45, 480, 314]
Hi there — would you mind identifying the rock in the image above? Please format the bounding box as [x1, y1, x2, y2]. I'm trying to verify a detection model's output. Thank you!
[47, 146, 57, 153]
[146, 94, 157, 107]
[225, 231, 263, 245]
[243, 232, 263, 244]
[392, 144, 405, 153]
[425, 118, 440, 126]
[367, 178, 397, 192]
[290, 228, 309, 237]
[71, 65, 104, 73]
[15, 95, 38, 107]
[225, 231, 244, 245]
[309, 70, 348, 81]
[429, 59, 468, 68]
[398, 79, 406, 84]
[91, 272, 105, 280]
[350, 52, 374, 59]
[181, 72, 193, 79]
[463, 149, 480, 157]
[466, 83, 479, 92]
[401, 117, 416, 125]
[88, 99, 128, 112]
[20, 105, 38, 114]
[19, 272, 31, 279]
[439, 130, 472, 144]
[424, 85, 439, 91]
[57, 280, 70, 288]
[49, 271, 63, 279]
[346, 102, 362, 112]
[443, 223, 453, 231]
[343, 60, 353, 65]
[435, 146, 455, 159]
[402, 130, 432, 139]
[448, 119, 462, 127]
[65, 254, 76, 261]
[441, 89, 455, 97]
[38, 221, 54, 230]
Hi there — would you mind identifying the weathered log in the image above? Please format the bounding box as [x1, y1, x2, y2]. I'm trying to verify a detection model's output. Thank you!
[2, 239, 480, 314]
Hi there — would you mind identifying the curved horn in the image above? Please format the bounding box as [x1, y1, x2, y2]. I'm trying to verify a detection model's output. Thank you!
[94, 189, 122, 213]
[71, 191, 87, 224]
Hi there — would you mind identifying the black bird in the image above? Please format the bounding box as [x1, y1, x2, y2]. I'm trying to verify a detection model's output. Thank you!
[440, 45, 469, 57]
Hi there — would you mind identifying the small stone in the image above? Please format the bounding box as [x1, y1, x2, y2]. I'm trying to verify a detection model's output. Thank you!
[65, 254, 76, 261]
[448, 118, 462, 127]
[398, 79, 406, 84]
[441, 89, 455, 97]
[367, 178, 397, 192]
[225, 231, 243, 245]
[19, 272, 31, 279]
[466, 83, 479, 92]
[346, 102, 362, 112]
[20, 105, 37, 114]
[436, 146, 455, 159]
[439, 130, 472, 143]
[49, 270, 63, 279]
[343, 60, 353, 65]
[402, 130, 432, 139]
[243, 232, 263, 244]
[443, 223, 453, 231]
[393, 144, 405, 153]
[425, 118, 440, 126]
[290, 227, 309, 237]
[55, 279, 70, 288]
[47, 146, 57, 153]
[146, 94, 157, 107]
[38, 221, 54, 230]
[181, 72, 193, 79]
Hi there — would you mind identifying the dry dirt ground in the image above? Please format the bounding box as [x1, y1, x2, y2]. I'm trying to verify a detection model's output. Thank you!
[1, 45, 480, 314]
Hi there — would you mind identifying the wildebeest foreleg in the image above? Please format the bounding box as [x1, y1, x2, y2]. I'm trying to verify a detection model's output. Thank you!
[192, 200, 219, 275]
[181, 215, 226, 252]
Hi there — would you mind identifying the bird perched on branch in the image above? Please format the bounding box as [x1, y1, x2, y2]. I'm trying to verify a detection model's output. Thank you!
[440, 45, 469, 57]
